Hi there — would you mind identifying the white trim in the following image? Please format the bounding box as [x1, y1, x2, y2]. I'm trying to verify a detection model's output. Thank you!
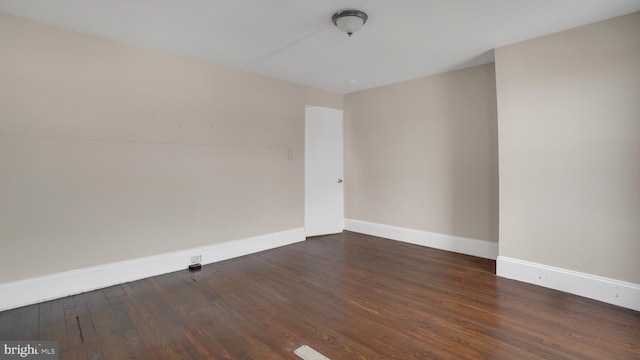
[0, 228, 305, 312]
[344, 219, 498, 260]
[497, 256, 640, 311]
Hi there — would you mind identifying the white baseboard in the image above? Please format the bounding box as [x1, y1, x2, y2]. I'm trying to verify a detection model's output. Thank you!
[497, 256, 640, 311]
[344, 219, 498, 260]
[0, 228, 305, 312]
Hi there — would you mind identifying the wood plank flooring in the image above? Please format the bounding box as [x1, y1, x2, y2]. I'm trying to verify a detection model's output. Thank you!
[1, 231, 639, 359]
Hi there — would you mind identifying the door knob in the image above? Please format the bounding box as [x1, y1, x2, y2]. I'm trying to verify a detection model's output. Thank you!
[337, 178, 343, 183]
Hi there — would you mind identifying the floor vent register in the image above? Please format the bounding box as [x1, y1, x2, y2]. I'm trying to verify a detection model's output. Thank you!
[294, 345, 330, 360]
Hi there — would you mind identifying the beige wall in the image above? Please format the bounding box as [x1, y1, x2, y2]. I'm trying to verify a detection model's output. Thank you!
[344, 64, 498, 242]
[495, 12, 640, 283]
[0, 12, 342, 283]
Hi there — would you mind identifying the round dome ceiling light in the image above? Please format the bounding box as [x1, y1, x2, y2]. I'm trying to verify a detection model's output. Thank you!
[332, 10, 368, 37]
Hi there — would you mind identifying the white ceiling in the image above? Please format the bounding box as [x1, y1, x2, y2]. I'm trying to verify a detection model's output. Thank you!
[1, 0, 639, 94]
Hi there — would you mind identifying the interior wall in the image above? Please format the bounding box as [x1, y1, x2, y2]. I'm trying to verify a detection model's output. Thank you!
[0, 12, 342, 283]
[344, 64, 498, 242]
[495, 12, 640, 284]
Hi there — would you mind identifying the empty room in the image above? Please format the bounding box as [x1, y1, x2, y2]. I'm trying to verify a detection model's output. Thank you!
[1, 1, 639, 359]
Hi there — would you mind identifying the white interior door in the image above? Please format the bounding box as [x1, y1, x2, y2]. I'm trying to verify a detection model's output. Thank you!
[305, 106, 344, 237]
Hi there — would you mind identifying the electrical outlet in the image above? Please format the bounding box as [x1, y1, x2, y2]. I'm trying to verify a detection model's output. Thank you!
[191, 255, 201, 264]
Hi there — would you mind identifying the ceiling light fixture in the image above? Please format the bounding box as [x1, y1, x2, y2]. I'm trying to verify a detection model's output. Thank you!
[332, 10, 368, 37]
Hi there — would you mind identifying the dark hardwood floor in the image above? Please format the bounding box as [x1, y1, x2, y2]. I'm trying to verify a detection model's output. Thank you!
[1, 231, 639, 359]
